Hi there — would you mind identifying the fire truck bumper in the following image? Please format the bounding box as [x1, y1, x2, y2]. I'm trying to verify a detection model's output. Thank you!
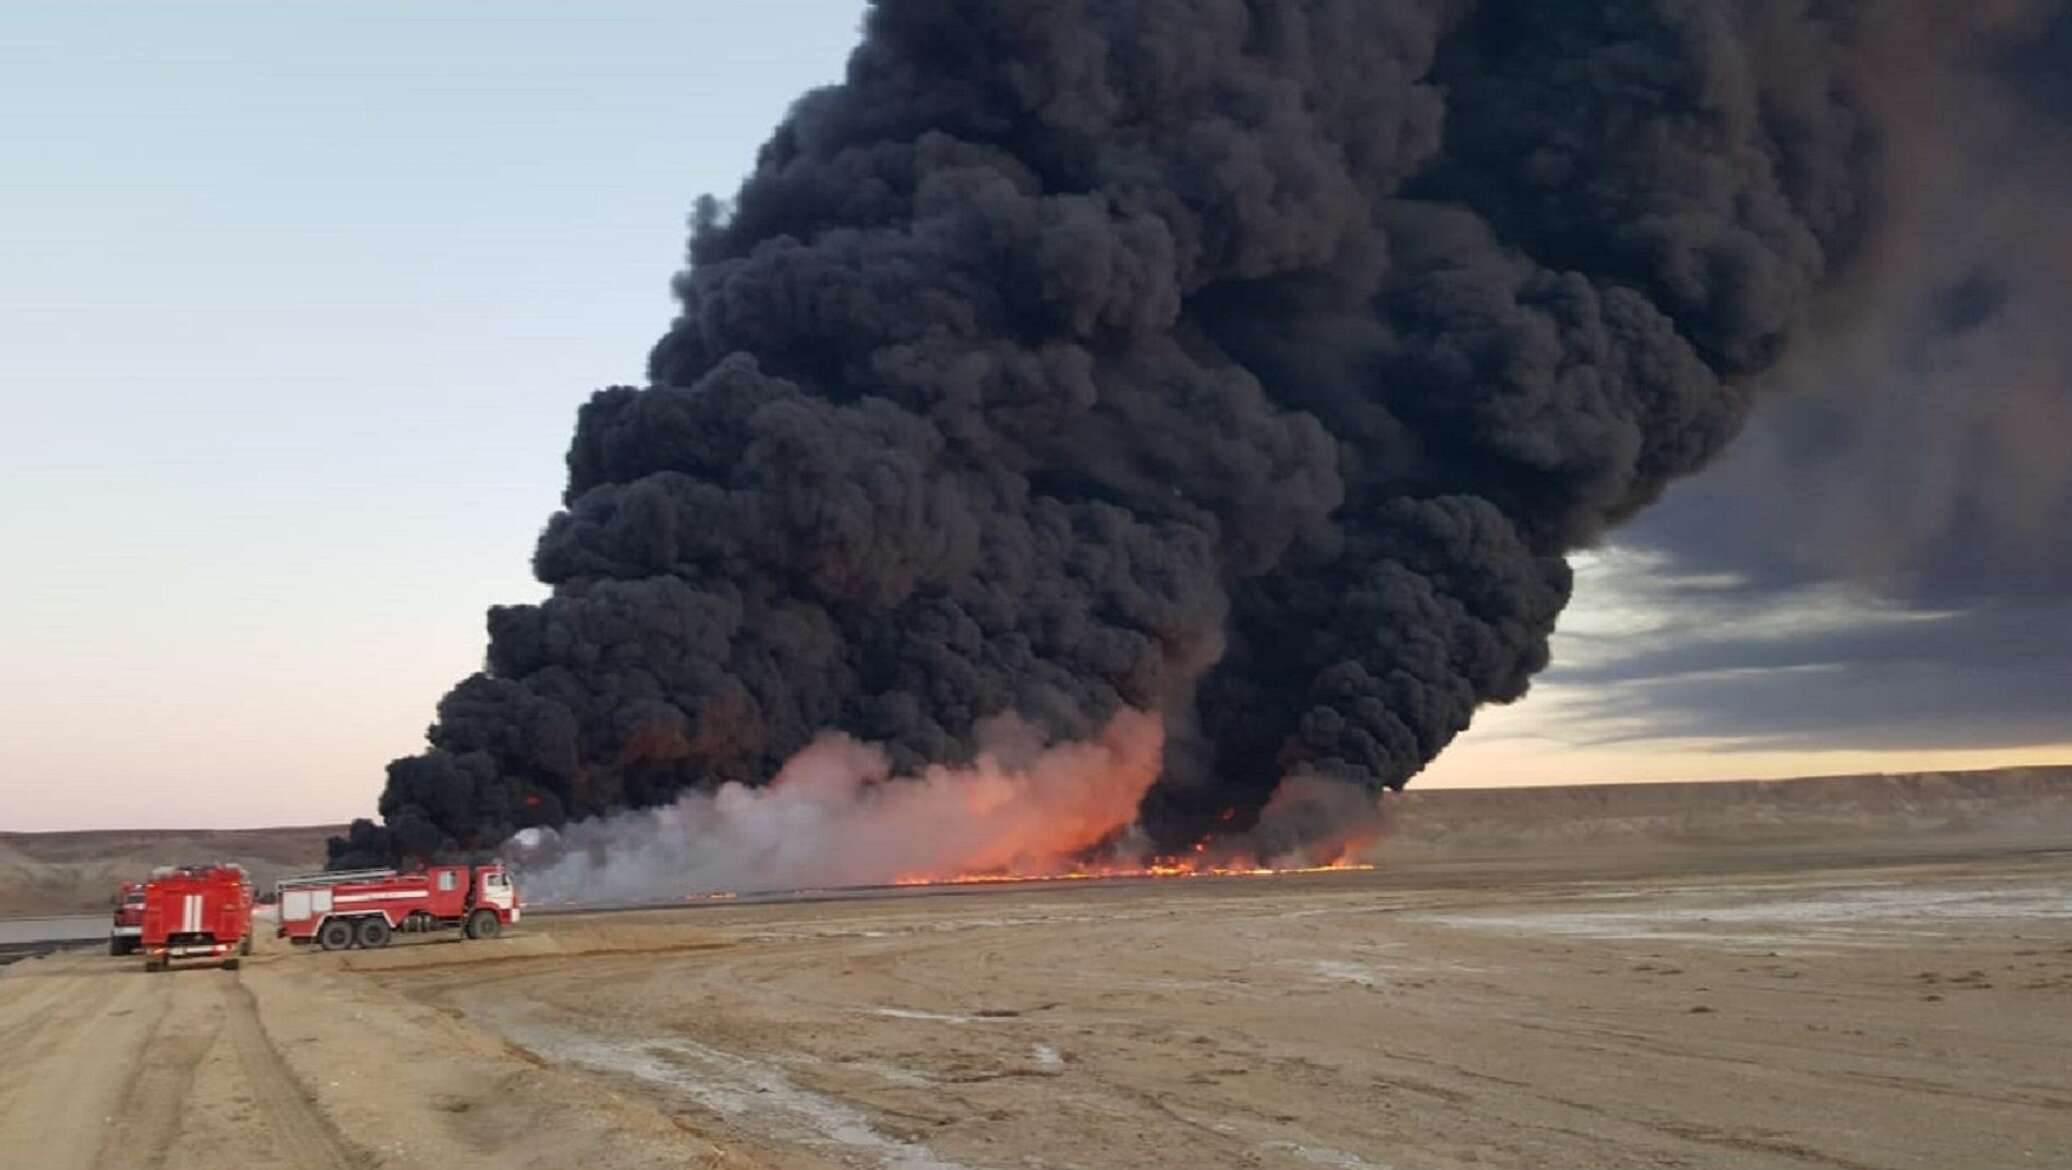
[509, 906, 522, 924]
[110, 926, 142, 937]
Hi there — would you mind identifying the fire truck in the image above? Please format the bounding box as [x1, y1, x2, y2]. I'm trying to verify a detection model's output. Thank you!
[274, 863, 520, 950]
[140, 865, 255, 972]
[109, 881, 146, 955]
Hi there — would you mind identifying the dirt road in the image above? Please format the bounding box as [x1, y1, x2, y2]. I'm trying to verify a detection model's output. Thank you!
[0, 931, 736, 1170]
[0, 952, 356, 1170]
[4, 847, 2070, 1169]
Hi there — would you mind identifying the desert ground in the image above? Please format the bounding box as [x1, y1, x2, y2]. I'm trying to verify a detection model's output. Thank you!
[4, 830, 2070, 1170]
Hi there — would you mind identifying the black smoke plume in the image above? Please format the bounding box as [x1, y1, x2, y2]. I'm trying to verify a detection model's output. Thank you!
[329, 1, 2041, 871]
[1625, 3, 2072, 604]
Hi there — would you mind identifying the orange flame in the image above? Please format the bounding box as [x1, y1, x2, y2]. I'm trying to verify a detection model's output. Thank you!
[888, 848, 1374, 888]
[674, 855, 1372, 901]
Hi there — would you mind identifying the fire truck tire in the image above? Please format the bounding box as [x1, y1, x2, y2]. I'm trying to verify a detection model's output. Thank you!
[355, 917, 393, 949]
[317, 919, 355, 951]
[465, 910, 501, 941]
[222, 957, 241, 971]
[109, 938, 124, 956]
[240, 934, 254, 956]
[144, 957, 165, 973]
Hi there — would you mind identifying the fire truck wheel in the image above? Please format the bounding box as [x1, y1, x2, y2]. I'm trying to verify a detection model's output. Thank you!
[355, 917, 392, 949]
[239, 934, 253, 956]
[465, 910, 501, 941]
[222, 957, 240, 971]
[109, 938, 123, 957]
[317, 919, 355, 951]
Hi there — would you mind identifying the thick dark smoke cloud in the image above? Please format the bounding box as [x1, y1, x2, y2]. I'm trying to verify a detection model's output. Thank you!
[1627, 2, 2072, 603]
[331, 1, 2045, 868]
[1561, 1, 2072, 758]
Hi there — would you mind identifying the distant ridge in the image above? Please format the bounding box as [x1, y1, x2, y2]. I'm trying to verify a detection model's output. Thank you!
[0, 824, 343, 918]
[5, 765, 2068, 917]
[1385, 765, 2072, 853]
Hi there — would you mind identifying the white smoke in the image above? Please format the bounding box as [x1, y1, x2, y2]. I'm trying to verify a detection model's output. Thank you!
[505, 710, 1164, 906]
[1247, 774, 1387, 868]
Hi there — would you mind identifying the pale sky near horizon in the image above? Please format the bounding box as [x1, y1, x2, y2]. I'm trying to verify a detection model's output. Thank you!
[4, 3, 2065, 832]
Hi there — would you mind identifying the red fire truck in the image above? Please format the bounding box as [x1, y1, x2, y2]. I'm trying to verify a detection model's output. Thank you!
[109, 881, 146, 955]
[274, 864, 520, 950]
[140, 865, 255, 972]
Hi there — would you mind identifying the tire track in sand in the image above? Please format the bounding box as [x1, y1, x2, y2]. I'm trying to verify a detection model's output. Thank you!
[93, 972, 219, 1170]
[218, 978, 364, 1170]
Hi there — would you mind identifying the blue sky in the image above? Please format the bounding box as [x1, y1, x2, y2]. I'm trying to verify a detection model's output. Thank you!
[2, 2, 869, 828]
[4, 2, 2064, 831]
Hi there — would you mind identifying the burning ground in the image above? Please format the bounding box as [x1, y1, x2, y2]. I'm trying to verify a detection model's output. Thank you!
[332, 2, 2070, 892]
[501, 711, 1378, 906]
[504, 764, 2069, 909]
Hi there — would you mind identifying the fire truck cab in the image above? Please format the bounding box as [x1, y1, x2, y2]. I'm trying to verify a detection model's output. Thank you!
[109, 881, 146, 955]
[275, 863, 520, 951]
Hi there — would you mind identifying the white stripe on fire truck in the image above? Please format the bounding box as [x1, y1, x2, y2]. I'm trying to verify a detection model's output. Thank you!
[183, 893, 202, 934]
[332, 891, 429, 902]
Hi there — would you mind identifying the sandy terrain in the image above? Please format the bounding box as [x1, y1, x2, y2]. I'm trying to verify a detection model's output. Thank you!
[5, 841, 2069, 1170]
